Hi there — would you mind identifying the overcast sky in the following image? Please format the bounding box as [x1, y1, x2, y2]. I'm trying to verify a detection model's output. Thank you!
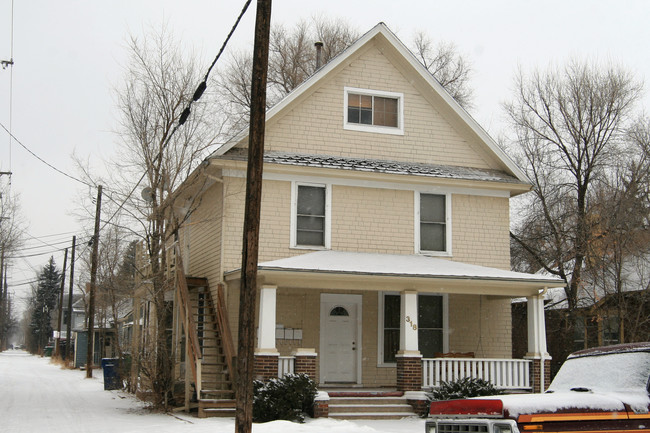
[1, 0, 649, 309]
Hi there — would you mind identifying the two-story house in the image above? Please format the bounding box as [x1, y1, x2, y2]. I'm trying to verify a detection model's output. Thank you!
[151, 23, 563, 417]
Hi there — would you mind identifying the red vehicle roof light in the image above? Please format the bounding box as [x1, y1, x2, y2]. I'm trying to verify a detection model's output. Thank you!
[429, 399, 504, 416]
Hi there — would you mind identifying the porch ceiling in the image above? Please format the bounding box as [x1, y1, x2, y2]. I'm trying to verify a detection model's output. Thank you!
[224, 250, 564, 297]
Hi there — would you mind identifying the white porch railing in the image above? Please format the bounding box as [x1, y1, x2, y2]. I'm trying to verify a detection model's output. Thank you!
[278, 356, 295, 378]
[422, 358, 532, 390]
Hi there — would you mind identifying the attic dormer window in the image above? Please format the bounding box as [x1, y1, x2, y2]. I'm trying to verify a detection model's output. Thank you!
[344, 87, 404, 135]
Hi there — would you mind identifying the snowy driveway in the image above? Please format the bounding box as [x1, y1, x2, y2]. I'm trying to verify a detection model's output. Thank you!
[0, 350, 425, 433]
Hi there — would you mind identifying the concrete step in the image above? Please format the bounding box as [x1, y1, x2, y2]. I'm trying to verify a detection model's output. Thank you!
[329, 402, 414, 414]
[329, 396, 408, 406]
[327, 395, 416, 420]
[328, 411, 414, 420]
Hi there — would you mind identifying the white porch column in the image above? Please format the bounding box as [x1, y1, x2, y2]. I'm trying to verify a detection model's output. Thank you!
[526, 292, 551, 393]
[526, 293, 549, 358]
[257, 285, 278, 353]
[399, 290, 419, 354]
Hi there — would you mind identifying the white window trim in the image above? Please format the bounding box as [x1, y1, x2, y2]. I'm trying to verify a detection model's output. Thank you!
[415, 191, 452, 256]
[343, 87, 404, 136]
[377, 292, 449, 367]
[290, 181, 331, 250]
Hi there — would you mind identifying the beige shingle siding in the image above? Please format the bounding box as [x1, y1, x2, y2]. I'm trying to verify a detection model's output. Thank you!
[331, 185, 414, 254]
[264, 45, 499, 170]
[186, 182, 223, 283]
[452, 194, 511, 268]
[448, 294, 513, 359]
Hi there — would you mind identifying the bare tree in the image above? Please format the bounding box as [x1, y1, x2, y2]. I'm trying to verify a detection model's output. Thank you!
[583, 118, 650, 343]
[411, 31, 473, 108]
[505, 60, 643, 360]
[216, 16, 359, 135]
[0, 183, 25, 350]
[98, 25, 223, 407]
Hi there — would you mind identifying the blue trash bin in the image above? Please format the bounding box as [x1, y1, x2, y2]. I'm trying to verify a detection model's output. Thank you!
[101, 358, 121, 390]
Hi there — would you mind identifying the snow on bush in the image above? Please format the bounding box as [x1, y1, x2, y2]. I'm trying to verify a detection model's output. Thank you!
[427, 377, 502, 402]
[253, 373, 317, 423]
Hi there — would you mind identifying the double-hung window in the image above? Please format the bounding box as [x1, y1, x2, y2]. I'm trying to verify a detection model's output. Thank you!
[379, 293, 446, 364]
[416, 192, 451, 255]
[344, 87, 404, 135]
[291, 182, 331, 249]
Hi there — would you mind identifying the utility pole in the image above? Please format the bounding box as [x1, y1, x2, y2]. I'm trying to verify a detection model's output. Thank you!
[86, 186, 102, 378]
[1, 264, 6, 350]
[235, 1, 271, 433]
[65, 236, 76, 361]
[54, 248, 68, 358]
[0, 247, 4, 350]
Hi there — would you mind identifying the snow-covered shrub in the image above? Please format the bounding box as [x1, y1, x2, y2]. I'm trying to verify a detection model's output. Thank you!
[253, 373, 317, 423]
[427, 377, 502, 402]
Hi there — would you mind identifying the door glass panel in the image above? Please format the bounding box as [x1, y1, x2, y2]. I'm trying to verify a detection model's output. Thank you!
[330, 306, 349, 316]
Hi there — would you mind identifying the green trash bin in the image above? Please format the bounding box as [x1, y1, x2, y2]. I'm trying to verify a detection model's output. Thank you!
[44, 346, 54, 357]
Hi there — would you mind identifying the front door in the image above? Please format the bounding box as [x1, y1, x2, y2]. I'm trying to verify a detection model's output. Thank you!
[320, 294, 361, 384]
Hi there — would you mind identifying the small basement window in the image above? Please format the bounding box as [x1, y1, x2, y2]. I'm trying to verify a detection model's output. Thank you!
[344, 87, 404, 135]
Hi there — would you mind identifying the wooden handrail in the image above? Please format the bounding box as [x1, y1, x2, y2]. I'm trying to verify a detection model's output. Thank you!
[174, 245, 202, 393]
[216, 283, 235, 381]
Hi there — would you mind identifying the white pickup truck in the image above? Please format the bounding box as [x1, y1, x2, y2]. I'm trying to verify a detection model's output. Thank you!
[426, 343, 650, 433]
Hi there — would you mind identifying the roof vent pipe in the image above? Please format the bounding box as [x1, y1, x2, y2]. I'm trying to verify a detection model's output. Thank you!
[315, 41, 324, 70]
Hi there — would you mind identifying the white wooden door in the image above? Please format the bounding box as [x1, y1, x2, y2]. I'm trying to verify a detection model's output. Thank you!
[320, 294, 361, 383]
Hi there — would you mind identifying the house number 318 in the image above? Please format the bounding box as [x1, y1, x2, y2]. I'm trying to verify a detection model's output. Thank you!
[406, 316, 417, 330]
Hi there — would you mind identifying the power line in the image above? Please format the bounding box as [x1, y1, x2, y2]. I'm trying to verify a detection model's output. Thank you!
[178, 0, 253, 125]
[7, 248, 67, 260]
[12, 239, 70, 252]
[0, 122, 94, 188]
[2, 0, 15, 173]
[101, 1, 252, 229]
[24, 230, 79, 239]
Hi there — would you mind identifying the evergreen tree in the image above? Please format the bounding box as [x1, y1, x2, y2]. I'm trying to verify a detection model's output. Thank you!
[29, 257, 61, 353]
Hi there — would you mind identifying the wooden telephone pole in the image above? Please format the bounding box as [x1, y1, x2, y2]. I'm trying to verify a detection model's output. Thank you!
[65, 236, 76, 361]
[86, 186, 102, 378]
[235, 1, 272, 432]
[54, 248, 68, 358]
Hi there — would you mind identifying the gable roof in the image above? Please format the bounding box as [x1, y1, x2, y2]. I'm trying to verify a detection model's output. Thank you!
[209, 22, 528, 183]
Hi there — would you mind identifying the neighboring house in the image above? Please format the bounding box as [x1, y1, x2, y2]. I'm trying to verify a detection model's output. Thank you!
[136, 23, 563, 416]
[50, 294, 85, 357]
[57, 294, 120, 368]
[513, 249, 650, 376]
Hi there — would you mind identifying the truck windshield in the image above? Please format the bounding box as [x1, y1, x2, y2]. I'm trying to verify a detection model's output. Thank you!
[547, 352, 650, 394]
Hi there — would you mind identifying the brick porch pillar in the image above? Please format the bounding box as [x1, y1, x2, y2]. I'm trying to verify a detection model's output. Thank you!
[529, 357, 551, 393]
[396, 352, 422, 392]
[254, 352, 279, 381]
[292, 348, 317, 378]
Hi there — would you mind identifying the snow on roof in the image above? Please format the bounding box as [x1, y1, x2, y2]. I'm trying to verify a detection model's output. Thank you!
[216, 150, 525, 185]
[256, 250, 563, 285]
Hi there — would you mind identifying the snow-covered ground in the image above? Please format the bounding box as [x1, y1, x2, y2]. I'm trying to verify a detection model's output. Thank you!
[0, 350, 425, 433]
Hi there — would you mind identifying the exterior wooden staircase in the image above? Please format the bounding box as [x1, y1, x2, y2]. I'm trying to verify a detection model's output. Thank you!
[175, 246, 235, 418]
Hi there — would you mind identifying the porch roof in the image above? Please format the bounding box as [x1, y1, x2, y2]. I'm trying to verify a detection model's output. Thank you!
[225, 251, 564, 297]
